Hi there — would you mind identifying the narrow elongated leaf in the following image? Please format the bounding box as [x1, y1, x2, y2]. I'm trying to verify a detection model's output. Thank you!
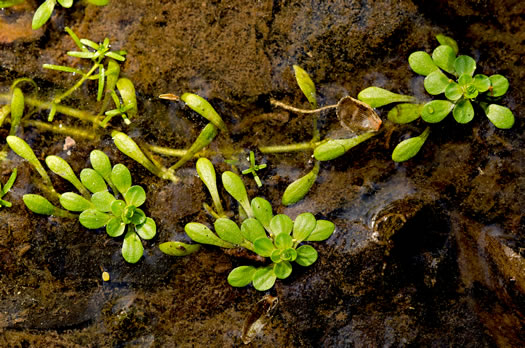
[32, 0, 56, 30]
[124, 185, 146, 207]
[105, 59, 120, 92]
[9, 87, 23, 136]
[97, 65, 105, 101]
[111, 163, 132, 195]
[252, 266, 277, 291]
[391, 127, 430, 162]
[269, 214, 293, 236]
[293, 65, 317, 108]
[314, 132, 375, 161]
[295, 245, 318, 266]
[274, 261, 293, 279]
[60, 192, 93, 211]
[241, 218, 267, 242]
[251, 197, 273, 230]
[435, 34, 459, 55]
[432, 45, 456, 74]
[6, 136, 52, 186]
[122, 229, 143, 263]
[222, 171, 252, 216]
[387, 103, 423, 124]
[228, 266, 256, 287]
[136, 217, 156, 240]
[0, 0, 25, 8]
[170, 123, 217, 171]
[483, 104, 514, 129]
[196, 158, 223, 216]
[489, 75, 509, 97]
[185, 222, 234, 248]
[281, 164, 319, 206]
[23, 194, 55, 215]
[357, 87, 415, 108]
[116, 78, 138, 117]
[79, 209, 111, 229]
[159, 241, 200, 256]
[408, 51, 438, 76]
[112, 131, 164, 178]
[45, 156, 88, 196]
[181, 93, 227, 132]
[424, 69, 451, 95]
[306, 220, 335, 241]
[2, 169, 17, 195]
[80, 168, 107, 193]
[214, 218, 244, 245]
[421, 100, 454, 123]
[454, 56, 476, 77]
[292, 212, 316, 243]
[453, 100, 474, 124]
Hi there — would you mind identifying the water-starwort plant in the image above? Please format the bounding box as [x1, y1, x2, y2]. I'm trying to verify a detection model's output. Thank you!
[160, 158, 335, 291]
[357, 34, 515, 162]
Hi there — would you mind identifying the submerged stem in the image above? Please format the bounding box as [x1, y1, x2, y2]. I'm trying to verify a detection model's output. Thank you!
[270, 99, 337, 114]
[259, 142, 317, 154]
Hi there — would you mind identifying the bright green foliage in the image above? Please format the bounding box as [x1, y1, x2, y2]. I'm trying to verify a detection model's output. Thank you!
[313, 132, 376, 161]
[0, 169, 17, 208]
[241, 151, 267, 187]
[357, 87, 415, 108]
[9, 87, 24, 136]
[160, 158, 336, 291]
[281, 161, 319, 206]
[0, 1, 25, 8]
[293, 65, 318, 108]
[25, 0, 108, 30]
[181, 93, 228, 132]
[391, 127, 430, 162]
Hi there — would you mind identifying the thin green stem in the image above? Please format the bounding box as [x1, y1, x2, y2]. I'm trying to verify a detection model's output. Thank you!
[53, 64, 99, 105]
[25, 120, 97, 140]
[259, 142, 317, 154]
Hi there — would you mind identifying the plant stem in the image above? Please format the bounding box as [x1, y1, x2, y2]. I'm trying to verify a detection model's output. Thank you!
[259, 142, 316, 154]
[25, 120, 97, 140]
[270, 98, 337, 114]
[53, 64, 99, 105]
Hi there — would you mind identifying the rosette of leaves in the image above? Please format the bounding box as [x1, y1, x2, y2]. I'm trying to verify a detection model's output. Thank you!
[358, 34, 515, 162]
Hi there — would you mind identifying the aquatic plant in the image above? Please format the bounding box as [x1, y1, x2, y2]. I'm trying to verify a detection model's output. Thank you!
[241, 151, 267, 187]
[0, 0, 109, 30]
[357, 34, 515, 162]
[0, 168, 17, 208]
[160, 158, 335, 291]
[6, 136, 155, 263]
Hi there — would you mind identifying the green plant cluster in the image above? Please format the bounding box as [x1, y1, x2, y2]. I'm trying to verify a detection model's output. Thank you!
[357, 34, 515, 162]
[159, 158, 335, 291]
[6, 136, 155, 263]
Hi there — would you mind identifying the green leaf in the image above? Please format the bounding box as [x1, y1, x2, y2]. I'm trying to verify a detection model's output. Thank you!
[421, 100, 454, 123]
[2, 169, 17, 195]
[282, 164, 319, 206]
[106, 217, 126, 237]
[23, 194, 55, 215]
[111, 163, 132, 195]
[251, 197, 273, 231]
[130, 208, 147, 225]
[280, 248, 297, 262]
[444, 82, 463, 101]
[295, 245, 318, 267]
[116, 78, 138, 118]
[222, 171, 252, 216]
[391, 127, 430, 162]
[424, 69, 451, 95]
[472, 74, 490, 92]
[253, 237, 275, 257]
[124, 185, 146, 207]
[269, 214, 293, 236]
[387, 103, 423, 124]
[105, 52, 126, 62]
[196, 158, 223, 215]
[357, 87, 415, 108]
[293, 65, 317, 108]
[214, 218, 244, 245]
[32, 0, 56, 30]
[122, 229, 143, 263]
[170, 123, 218, 171]
[42, 64, 84, 74]
[292, 212, 316, 243]
[435, 34, 459, 55]
[91, 191, 116, 212]
[313, 132, 376, 161]
[275, 233, 293, 250]
[483, 104, 514, 129]
[79, 209, 111, 229]
[181, 93, 227, 132]
[252, 266, 277, 291]
[57, 0, 72, 8]
[306, 220, 335, 241]
[80, 168, 107, 193]
[136, 217, 156, 240]
[6, 136, 52, 186]
[159, 241, 200, 256]
[9, 87, 24, 136]
[111, 199, 126, 216]
[240, 218, 267, 243]
[457, 74, 473, 86]
[67, 51, 96, 59]
[79, 38, 99, 50]
[408, 51, 438, 76]
[228, 266, 256, 287]
[45, 155, 88, 196]
[432, 45, 456, 74]
[453, 99, 474, 124]
[489, 75, 509, 97]
[274, 261, 293, 279]
[454, 55, 476, 77]
[97, 65, 105, 102]
[185, 222, 234, 248]
[0, 0, 25, 8]
[90, 150, 112, 178]
[86, 0, 109, 6]
[59, 192, 93, 212]
[271, 249, 281, 263]
[105, 59, 120, 92]
[112, 131, 164, 179]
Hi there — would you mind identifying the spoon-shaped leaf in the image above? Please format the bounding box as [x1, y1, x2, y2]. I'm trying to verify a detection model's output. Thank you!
[387, 103, 423, 124]
[392, 127, 430, 162]
[408, 51, 438, 76]
[444, 82, 463, 101]
[274, 261, 293, 279]
[424, 69, 451, 95]
[292, 212, 316, 243]
[228, 266, 256, 287]
[488, 75, 509, 97]
[136, 217, 156, 240]
[453, 99, 474, 124]
[79, 209, 111, 229]
[357, 87, 415, 108]
[9, 87, 23, 136]
[252, 266, 277, 291]
[293, 65, 317, 108]
[111, 199, 126, 216]
[23, 194, 55, 215]
[185, 222, 234, 248]
[314, 132, 376, 161]
[473, 74, 490, 93]
[91, 191, 116, 212]
[181, 93, 227, 132]
[60, 192, 93, 212]
[116, 78, 138, 118]
[122, 229, 143, 263]
[111, 163, 132, 195]
[6, 136, 53, 188]
[435, 34, 459, 55]
[32, 0, 55, 30]
[281, 162, 319, 206]
[80, 168, 107, 193]
[46, 155, 89, 198]
[57, 0, 73, 8]
[130, 208, 147, 225]
[432, 45, 456, 74]
[275, 233, 293, 250]
[306, 220, 335, 241]
[124, 185, 146, 207]
[454, 55, 476, 77]
[241, 218, 267, 243]
[269, 214, 293, 236]
[170, 123, 217, 171]
[421, 100, 454, 123]
[251, 197, 273, 231]
[90, 150, 112, 179]
[214, 218, 244, 245]
[483, 104, 514, 129]
[106, 217, 126, 237]
[295, 245, 318, 266]
[222, 171, 253, 217]
[159, 241, 200, 256]
[253, 237, 275, 257]
[196, 158, 224, 216]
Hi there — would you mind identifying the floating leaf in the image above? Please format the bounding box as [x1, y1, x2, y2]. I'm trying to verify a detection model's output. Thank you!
[214, 218, 244, 245]
[483, 104, 514, 129]
[357, 87, 415, 108]
[336, 96, 382, 133]
[269, 214, 293, 236]
[274, 261, 293, 279]
[421, 100, 454, 123]
[124, 185, 146, 207]
[432, 45, 456, 74]
[228, 266, 256, 287]
[282, 163, 319, 206]
[424, 69, 451, 95]
[111, 163, 132, 195]
[122, 229, 143, 263]
[79, 209, 111, 229]
[252, 266, 277, 291]
[293, 65, 317, 108]
[435, 34, 459, 55]
[181, 93, 227, 132]
[32, 0, 55, 30]
[292, 212, 316, 243]
[23, 194, 55, 215]
[185, 222, 234, 248]
[453, 99, 474, 124]
[106, 217, 126, 237]
[241, 218, 267, 243]
[159, 241, 200, 256]
[408, 51, 438, 76]
[136, 217, 156, 240]
[391, 127, 430, 162]
[306, 220, 335, 241]
[91, 191, 116, 212]
[253, 237, 275, 257]
[454, 55, 476, 77]
[80, 168, 107, 193]
[251, 197, 273, 230]
[222, 171, 252, 216]
[387, 103, 423, 124]
[313, 132, 376, 161]
[60, 192, 93, 212]
[295, 245, 318, 267]
[489, 75, 509, 97]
